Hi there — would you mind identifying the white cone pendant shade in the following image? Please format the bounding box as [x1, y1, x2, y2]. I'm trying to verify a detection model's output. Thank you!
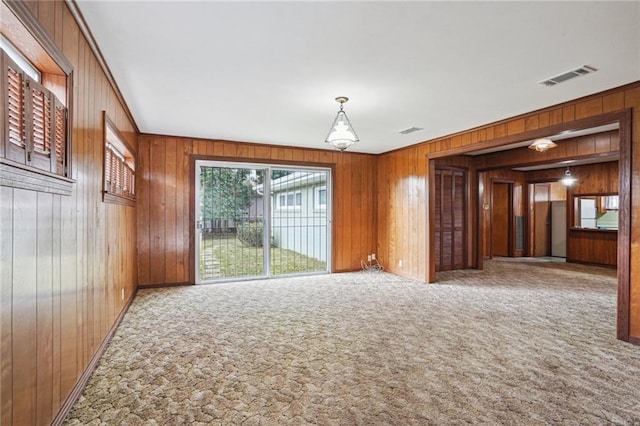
[325, 97, 358, 152]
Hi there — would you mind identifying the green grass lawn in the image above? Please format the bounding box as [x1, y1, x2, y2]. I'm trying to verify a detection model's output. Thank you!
[201, 235, 326, 279]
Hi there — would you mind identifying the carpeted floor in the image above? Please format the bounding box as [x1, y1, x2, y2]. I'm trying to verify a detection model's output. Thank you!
[64, 259, 640, 425]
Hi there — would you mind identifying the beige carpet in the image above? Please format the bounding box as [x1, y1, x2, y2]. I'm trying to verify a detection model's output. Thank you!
[64, 259, 640, 425]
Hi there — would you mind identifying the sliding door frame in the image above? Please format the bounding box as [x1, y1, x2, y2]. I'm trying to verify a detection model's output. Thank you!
[191, 157, 333, 284]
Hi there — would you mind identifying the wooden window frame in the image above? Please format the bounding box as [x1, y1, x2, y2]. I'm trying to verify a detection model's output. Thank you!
[103, 112, 136, 206]
[0, 0, 74, 196]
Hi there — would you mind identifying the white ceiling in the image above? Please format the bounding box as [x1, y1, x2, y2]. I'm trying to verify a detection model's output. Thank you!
[75, 1, 640, 154]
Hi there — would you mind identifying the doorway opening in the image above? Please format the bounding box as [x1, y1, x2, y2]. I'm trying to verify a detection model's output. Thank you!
[529, 181, 567, 259]
[195, 161, 331, 283]
[426, 109, 631, 341]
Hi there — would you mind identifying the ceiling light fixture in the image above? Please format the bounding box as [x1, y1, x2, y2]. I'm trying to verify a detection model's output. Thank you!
[528, 138, 557, 152]
[325, 96, 358, 152]
[560, 167, 577, 186]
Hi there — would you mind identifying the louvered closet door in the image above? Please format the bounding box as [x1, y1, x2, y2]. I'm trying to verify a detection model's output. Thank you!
[435, 167, 467, 272]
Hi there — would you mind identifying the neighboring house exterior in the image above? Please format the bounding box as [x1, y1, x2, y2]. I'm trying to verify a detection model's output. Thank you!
[269, 171, 329, 262]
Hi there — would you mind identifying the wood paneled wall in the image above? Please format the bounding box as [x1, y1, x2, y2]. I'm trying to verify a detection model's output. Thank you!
[475, 130, 619, 171]
[376, 82, 640, 340]
[376, 147, 425, 280]
[136, 135, 377, 286]
[567, 168, 618, 267]
[526, 161, 619, 194]
[0, 1, 138, 425]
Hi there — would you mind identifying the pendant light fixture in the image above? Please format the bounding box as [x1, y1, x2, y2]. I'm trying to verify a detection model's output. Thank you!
[560, 167, 577, 186]
[528, 137, 557, 152]
[325, 96, 359, 152]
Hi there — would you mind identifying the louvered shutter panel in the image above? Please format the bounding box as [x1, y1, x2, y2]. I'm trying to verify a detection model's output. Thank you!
[4, 53, 27, 163]
[31, 86, 50, 153]
[53, 98, 66, 175]
[104, 145, 112, 191]
[111, 149, 118, 193]
[129, 168, 135, 196]
[123, 163, 135, 198]
[122, 161, 128, 195]
[115, 158, 123, 194]
[103, 116, 136, 203]
[28, 80, 54, 172]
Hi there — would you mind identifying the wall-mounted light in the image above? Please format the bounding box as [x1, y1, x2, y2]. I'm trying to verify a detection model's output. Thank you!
[528, 138, 557, 152]
[325, 96, 359, 152]
[560, 167, 577, 186]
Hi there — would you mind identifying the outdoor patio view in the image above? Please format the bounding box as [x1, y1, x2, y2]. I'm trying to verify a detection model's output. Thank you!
[197, 164, 330, 282]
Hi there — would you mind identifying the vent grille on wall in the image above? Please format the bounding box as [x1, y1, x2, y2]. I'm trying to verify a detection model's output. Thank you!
[399, 126, 424, 135]
[538, 65, 598, 87]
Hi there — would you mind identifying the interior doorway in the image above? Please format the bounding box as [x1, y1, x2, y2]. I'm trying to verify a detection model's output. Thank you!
[529, 181, 567, 258]
[533, 183, 551, 257]
[491, 181, 512, 257]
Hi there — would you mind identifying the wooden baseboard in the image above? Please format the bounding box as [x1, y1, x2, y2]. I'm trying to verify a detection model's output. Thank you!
[138, 281, 193, 289]
[51, 288, 138, 426]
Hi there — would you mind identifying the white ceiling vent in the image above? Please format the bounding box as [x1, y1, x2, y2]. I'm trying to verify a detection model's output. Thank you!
[399, 126, 424, 135]
[538, 65, 598, 87]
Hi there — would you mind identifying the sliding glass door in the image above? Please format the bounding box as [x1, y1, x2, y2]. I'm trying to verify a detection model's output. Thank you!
[195, 161, 331, 283]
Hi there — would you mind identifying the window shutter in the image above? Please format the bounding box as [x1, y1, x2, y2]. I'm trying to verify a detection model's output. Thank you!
[104, 144, 112, 191]
[31, 85, 51, 153]
[4, 54, 27, 163]
[27, 80, 54, 171]
[102, 114, 135, 204]
[53, 99, 66, 175]
[2, 51, 67, 175]
[7, 62, 24, 146]
[123, 163, 135, 197]
[115, 158, 123, 194]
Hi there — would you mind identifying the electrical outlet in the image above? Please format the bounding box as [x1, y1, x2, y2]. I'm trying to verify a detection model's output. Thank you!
[367, 254, 372, 262]
[371, 253, 376, 260]
[398, 259, 403, 267]
[121, 288, 125, 301]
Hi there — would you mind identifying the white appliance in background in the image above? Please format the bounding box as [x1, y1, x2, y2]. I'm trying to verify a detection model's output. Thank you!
[551, 201, 567, 258]
[580, 198, 597, 228]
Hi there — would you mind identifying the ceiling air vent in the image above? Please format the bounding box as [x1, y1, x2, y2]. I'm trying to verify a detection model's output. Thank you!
[538, 65, 598, 87]
[399, 126, 424, 135]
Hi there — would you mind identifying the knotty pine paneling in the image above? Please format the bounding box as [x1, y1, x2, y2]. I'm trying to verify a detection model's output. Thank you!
[376, 82, 640, 341]
[136, 135, 377, 286]
[0, 1, 138, 425]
